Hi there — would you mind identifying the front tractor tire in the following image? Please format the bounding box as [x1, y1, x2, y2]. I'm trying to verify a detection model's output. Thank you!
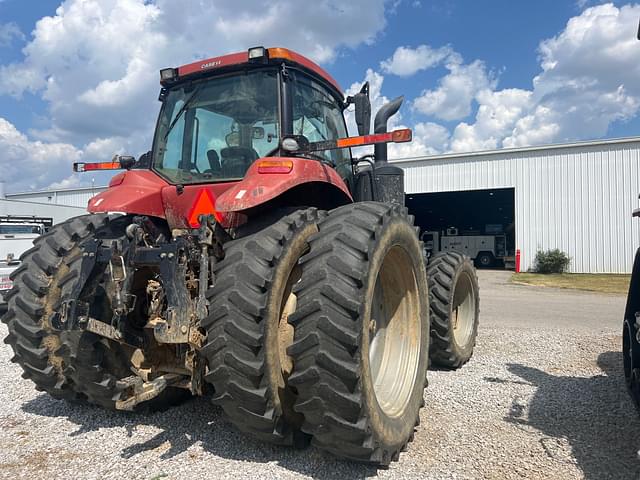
[287, 202, 430, 465]
[201, 208, 325, 446]
[2, 215, 110, 401]
[427, 252, 480, 369]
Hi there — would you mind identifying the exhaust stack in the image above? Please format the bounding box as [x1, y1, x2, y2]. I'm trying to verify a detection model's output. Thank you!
[372, 97, 405, 206]
[374, 96, 404, 165]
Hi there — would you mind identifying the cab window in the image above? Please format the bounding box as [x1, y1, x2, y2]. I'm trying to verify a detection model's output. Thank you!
[292, 73, 352, 180]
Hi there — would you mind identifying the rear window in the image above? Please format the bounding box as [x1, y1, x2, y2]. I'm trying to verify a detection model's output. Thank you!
[0, 225, 43, 234]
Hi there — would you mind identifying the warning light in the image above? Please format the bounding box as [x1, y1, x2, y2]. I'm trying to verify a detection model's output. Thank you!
[187, 189, 224, 227]
[257, 159, 293, 174]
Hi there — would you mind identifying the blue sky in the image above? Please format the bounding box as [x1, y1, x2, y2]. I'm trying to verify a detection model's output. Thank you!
[0, 0, 639, 192]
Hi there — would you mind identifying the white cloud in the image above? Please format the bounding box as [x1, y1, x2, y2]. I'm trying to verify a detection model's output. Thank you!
[380, 44, 452, 77]
[501, 3, 640, 147]
[0, 22, 23, 47]
[384, 4, 640, 153]
[47, 175, 86, 190]
[345, 69, 452, 158]
[450, 88, 532, 152]
[419, 3, 640, 152]
[389, 121, 450, 158]
[0, 117, 82, 192]
[4, 0, 640, 193]
[0, 0, 388, 190]
[413, 56, 496, 122]
[502, 106, 561, 148]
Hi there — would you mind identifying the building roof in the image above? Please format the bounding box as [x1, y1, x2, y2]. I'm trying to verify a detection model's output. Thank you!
[391, 135, 640, 165]
[6, 185, 108, 197]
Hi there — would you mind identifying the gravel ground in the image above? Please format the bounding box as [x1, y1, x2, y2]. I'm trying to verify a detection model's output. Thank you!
[0, 271, 638, 479]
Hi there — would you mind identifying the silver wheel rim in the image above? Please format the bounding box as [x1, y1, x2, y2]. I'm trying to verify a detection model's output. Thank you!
[278, 264, 301, 380]
[451, 271, 476, 347]
[369, 246, 421, 418]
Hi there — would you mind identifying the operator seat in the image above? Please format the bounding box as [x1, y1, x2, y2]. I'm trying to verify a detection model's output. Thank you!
[205, 149, 221, 175]
[220, 146, 259, 178]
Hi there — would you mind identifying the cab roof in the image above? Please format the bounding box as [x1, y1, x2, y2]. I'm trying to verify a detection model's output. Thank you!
[161, 47, 342, 96]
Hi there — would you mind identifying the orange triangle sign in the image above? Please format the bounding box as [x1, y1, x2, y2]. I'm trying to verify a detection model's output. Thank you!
[188, 189, 224, 227]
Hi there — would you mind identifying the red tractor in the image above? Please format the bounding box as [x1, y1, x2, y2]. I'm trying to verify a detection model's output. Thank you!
[2, 47, 479, 465]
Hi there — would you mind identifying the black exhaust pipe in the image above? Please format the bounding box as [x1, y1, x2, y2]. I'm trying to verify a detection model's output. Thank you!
[372, 96, 405, 206]
[373, 96, 404, 165]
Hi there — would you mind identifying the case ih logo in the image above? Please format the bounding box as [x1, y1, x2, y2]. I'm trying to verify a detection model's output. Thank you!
[201, 60, 222, 69]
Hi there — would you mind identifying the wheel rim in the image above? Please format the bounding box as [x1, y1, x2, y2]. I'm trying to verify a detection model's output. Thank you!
[451, 271, 476, 347]
[369, 246, 421, 418]
[480, 256, 490, 266]
[278, 258, 306, 382]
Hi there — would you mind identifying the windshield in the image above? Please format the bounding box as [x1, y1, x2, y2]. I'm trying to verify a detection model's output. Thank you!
[153, 70, 280, 184]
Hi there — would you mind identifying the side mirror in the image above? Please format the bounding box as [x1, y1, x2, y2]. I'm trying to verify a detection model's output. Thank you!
[347, 82, 371, 136]
[113, 154, 135, 170]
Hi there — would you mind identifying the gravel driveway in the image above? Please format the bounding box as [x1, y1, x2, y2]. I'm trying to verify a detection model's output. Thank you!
[0, 270, 637, 479]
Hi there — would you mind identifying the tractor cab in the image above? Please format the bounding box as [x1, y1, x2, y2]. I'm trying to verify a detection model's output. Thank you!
[153, 47, 352, 186]
[77, 47, 410, 228]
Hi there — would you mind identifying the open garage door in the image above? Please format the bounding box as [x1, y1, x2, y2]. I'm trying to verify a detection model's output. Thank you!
[406, 188, 515, 269]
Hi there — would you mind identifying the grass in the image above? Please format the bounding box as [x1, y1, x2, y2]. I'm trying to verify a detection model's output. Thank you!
[511, 272, 631, 295]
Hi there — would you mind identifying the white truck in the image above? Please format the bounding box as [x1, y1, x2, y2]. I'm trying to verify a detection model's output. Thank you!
[422, 227, 508, 267]
[0, 216, 52, 303]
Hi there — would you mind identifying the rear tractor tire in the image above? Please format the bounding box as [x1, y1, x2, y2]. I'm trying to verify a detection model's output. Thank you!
[427, 252, 480, 369]
[3, 214, 190, 411]
[59, 215, 190, 411]
[201, 208, 325, 446]
[287, 202, 430, 465]
[1, 214, 110, 401]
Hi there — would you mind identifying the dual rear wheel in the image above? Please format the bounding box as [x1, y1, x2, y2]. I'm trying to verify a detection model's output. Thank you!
[202, 203, 431, 464]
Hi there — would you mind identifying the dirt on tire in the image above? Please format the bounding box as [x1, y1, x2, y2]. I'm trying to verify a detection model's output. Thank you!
[201, 208, 325, 446]
[1, 214, 110, 401]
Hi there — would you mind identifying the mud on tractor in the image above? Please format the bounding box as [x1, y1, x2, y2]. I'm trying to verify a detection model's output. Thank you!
[2, 47, 480, 465]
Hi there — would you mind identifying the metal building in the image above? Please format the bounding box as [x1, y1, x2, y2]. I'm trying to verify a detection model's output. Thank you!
[2, 137, 639, 273]
[0, 183, 106, 225]
[6, 185, 107, 208]
[398, 136, 640, 273]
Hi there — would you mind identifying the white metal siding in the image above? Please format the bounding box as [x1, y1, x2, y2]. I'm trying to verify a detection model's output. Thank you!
[399, 139, 640, 273]
[6, 187, 107, 208]
[0, 199, 86, 225]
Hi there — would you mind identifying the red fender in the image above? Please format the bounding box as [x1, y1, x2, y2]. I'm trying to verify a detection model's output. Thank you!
[87, 169, 239, 229]
[87, 170, 168, 217]
[215, 157, 353, 212]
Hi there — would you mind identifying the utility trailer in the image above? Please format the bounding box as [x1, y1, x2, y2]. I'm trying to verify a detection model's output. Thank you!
[0, 216, 52, 302]
[422, 227, 507, 267]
